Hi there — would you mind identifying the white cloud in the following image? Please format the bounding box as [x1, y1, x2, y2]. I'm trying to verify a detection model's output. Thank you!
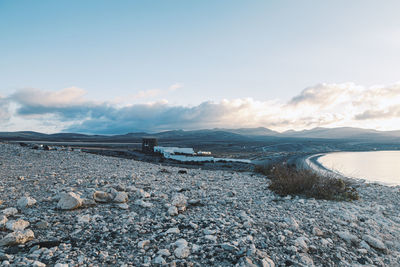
[3, 82, 400, 133]
[168, 83, 184, 92]
[11, 87, 87, 107]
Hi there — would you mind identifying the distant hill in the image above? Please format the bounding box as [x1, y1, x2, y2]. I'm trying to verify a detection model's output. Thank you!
[280, 127, 400, 141]
[0, 127, 400, 143]
[215, 127, 280, 136]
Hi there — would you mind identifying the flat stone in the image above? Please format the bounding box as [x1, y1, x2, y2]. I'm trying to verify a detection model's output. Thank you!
[0, 229, 35, 246]
[2, 208, 18, 216]
[113, 192, 128, 203]
[6, 219, 30, 231]
[93, 191, 113, 203]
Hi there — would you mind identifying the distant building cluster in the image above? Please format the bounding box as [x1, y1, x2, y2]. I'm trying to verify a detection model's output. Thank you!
[142, 138, 250, 163]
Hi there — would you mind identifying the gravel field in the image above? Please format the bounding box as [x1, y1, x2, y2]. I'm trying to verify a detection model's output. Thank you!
[0, 143, 399, 266]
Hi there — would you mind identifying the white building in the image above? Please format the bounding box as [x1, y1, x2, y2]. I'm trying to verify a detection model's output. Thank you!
[153, 146, 250, 163]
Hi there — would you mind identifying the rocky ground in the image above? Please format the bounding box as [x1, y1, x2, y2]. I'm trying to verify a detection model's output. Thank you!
[0, 143, 399, 266]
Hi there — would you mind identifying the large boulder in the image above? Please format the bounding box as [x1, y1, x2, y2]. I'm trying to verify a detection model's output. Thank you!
[57, 192, 82, 210]
[0, 229, 34, 246]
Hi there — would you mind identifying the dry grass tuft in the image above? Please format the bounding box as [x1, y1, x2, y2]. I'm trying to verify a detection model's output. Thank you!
[255, 163, 359, 201]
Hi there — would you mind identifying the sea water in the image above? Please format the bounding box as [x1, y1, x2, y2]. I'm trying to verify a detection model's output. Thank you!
[317, 151, 400, 186]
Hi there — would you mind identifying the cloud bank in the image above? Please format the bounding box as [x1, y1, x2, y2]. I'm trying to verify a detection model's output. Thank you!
[1, 82, 400, 133]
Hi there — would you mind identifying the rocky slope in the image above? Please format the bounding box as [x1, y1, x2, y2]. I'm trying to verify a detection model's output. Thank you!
[0, 143, 399, 266]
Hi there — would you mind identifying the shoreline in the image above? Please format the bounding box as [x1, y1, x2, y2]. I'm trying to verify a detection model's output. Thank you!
[301, 152, 400, 187]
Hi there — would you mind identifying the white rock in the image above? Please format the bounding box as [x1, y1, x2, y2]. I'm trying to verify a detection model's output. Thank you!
[0, 214, 8, 227]
[203, 229, 216, 235]
[77, 214, 91, 224]
[294, 236, 309, 252]
[6, 219, 30, 231]
[298, 253, 314, 266]
[167, 206, 178, 216]
[135, 199, 153, 208]
[57, 192, 82, 210]
[2, 208, 18, 216]
[32, 261, 46, 267]
[153, 255, 166, 265]
[359, 240, 371, 250]
[117, 203, 129, 209]
[113, 192, 128, 203]
[157, 249, 171, 256]
[138, 240, 150, 249]
[93, 191, 113, 203]
[54, 264, 69, 267]
[17, 197, 37, 209]
[312, 227, 323, 236]
[362, 235, 386, 250]
[260, 257, 275, 267]
[171, 194, 187, 208]
[174, 239, 188, 247]
[336, 231, 358, 243]
[166, 227, 180, 234]
[174, 245, 190, 259]
[284, 217, 299, 231]
[0, 229, 35, 246]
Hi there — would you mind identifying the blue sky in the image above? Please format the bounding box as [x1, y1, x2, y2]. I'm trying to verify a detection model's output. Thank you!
[1, 1, 400, 133]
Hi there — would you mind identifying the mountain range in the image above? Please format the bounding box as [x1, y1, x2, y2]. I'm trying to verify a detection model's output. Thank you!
[1, 127, 400, 143]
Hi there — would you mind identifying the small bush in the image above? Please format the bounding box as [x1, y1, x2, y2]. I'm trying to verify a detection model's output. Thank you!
[255, 163, 359, 201]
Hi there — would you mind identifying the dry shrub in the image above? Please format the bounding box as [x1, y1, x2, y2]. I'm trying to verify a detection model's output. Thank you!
[255, 163, 359, 201]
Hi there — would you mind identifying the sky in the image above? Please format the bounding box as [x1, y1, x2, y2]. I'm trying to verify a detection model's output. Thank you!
[1, 0, 400, 134]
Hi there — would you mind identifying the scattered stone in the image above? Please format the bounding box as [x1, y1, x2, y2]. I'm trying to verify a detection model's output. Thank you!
[135, 199, 153, 208]
[77, 214, 91, 224]
[113, 192, 128, 203]
[5, 219, 30, 231]
[116, 203, 129, 209]
[93, 191, 113, 203]
[32, 261, 46, 267]
[174, 245, 190, 259]
[138, 240, 150, 249]
[221, 243, 238, 251]
[0, 229, 35, 246]
[154, 255, 166, 265]
[0, 143, 398, 266]
[17, 196, 37, 209]
[157, 249, 171, 257]
[336, 231, 358, 243]
[171, 194, 187, 208]
[167, 206, 178, 216]
[2, 208, 18, 216]
[166, 227, 180, 234]
[57, 192, 82, 210]
[35, 221, 49, 229]
[0, 215, 8, 227]
[362, 235, 386, 250]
